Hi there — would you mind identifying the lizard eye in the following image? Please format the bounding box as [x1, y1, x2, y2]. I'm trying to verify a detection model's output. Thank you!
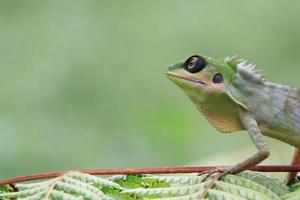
[212, 73, 223, 83]
[183, 55, 206, 73]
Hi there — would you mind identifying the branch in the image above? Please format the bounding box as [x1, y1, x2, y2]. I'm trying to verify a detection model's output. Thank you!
[0, 165, 299, 186]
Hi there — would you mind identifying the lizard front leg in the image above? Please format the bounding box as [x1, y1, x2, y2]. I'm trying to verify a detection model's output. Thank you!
[198, 109, 269, 199]
[226, 108, 270, 173]
[201, 109, 270, 175]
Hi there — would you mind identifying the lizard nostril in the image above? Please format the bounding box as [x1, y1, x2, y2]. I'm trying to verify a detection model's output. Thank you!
[167, 64, 175, 71]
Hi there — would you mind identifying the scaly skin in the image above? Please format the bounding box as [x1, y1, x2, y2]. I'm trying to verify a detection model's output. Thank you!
[166, 54, 300, 185]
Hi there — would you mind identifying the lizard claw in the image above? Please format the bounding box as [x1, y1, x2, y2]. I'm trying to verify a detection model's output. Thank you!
[197, 167, 235, 200]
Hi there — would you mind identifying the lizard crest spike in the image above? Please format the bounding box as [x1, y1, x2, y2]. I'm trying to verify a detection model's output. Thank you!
[166, 53, 300, 192]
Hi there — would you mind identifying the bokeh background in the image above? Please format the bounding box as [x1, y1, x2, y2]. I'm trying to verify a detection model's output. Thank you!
[0, 0, 300, 179]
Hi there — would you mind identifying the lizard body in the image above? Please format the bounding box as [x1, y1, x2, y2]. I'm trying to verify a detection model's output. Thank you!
[166, 54, 300, 184]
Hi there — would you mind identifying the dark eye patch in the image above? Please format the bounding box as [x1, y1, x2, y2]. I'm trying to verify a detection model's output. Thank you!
[212, 73, 223, 84]
[183, 55, 206, 73]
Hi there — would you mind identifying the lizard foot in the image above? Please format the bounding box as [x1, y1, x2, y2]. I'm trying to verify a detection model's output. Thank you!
[197, 167, 235, 200]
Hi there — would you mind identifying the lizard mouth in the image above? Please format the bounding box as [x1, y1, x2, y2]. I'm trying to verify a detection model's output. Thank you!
[166, 72, 206, 85]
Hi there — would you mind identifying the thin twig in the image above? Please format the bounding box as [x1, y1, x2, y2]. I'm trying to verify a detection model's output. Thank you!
[0, 165, 299, 186]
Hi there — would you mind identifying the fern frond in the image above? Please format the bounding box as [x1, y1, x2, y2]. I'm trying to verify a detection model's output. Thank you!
[18, 191, 46, 200]
[122, 182, 207, 198]
[206, 189, 245, 200]
[0, 185, 47, 198]
[214, 181, 271, 200]
[68, 172, 124, 190]
[0, 170, 299, 200]
[222, 174, 281, 200]
[145, 175, 202, 186]
[281, 190, 300, 200]
[150, 191, 202, 200]
[238, 171, 289, 196]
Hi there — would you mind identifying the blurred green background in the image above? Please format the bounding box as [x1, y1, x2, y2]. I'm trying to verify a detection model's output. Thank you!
[0, 0, 299, 179]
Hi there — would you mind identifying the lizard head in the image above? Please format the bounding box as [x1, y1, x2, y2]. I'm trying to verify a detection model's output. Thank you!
[166, 54, 237, 103]
[166, 54, 245, 133]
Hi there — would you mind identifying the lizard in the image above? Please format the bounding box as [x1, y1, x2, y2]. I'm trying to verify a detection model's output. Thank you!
[165, 54, 300, 188]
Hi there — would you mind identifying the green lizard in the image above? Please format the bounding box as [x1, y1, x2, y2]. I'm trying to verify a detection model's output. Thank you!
[166, 54, 300, 186]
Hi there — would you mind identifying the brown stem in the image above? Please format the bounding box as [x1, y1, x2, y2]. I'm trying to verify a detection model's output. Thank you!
[0, 165, 299, 186]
